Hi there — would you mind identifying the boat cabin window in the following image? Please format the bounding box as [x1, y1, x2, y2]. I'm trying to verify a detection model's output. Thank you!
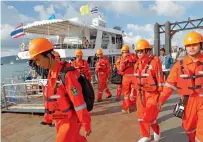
[89, 30, 96, 49]
[112, 36, 115, 44]
[116, 35, 123, 49]
[101, 32, 110, 49]
[53, 28, 97, 49]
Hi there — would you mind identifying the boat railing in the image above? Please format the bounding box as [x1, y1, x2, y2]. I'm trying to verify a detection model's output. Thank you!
[1, 81, 44, 111]
[20, 43, 96, 51]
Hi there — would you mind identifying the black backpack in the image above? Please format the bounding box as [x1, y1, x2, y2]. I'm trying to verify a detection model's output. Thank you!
[110, 68, 122, 84]
[59, 62, 95, 112]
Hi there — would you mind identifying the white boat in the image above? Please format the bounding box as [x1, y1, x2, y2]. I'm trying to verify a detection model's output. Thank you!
[17, 16, 127, 62]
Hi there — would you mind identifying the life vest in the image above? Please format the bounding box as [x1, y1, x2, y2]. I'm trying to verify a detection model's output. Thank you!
[72, 59, 90, 76]
[44, 79, 73, 120]
[119, 54, 136, 73]
[134, 56, 158, 92]
[95, 57, 108, 72]
[44, 62, 95, 120]
[176, 60, 203, 95]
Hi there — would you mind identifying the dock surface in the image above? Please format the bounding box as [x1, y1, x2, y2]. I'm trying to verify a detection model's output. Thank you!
[1, 84, 188, 142]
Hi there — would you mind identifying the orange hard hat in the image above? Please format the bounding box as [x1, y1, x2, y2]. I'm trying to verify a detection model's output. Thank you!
[54, 51, 60, 57]
[75, 49, 83, 56]
[135, 39, 151, 50]
[121, 45, 129, 52]
[184, 31, 203, 46]
[29, 38, 53, 59]
[96, 48, 103, 55]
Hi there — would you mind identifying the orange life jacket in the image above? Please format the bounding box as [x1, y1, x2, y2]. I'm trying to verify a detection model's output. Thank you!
[72, 59, 89, 75]
[44, 63, 73, 120]
[95, 57, 109, 72]
[176, 60, 203, 95]
[134, 56, 158, 92]
[120, 54, 136, 74]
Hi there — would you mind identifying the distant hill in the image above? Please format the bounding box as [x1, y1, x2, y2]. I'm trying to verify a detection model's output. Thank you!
[1, 55, 28, 64]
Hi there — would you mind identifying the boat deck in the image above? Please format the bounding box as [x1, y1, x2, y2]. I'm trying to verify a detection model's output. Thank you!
[2, 84, 188, 142]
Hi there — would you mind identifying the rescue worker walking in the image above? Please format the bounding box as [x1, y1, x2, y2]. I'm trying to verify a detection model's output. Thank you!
[118, 45, 137, 113]
[41, 51, 61, 126]
[72, 49, 92, 82]
[157, 31, 203, 142]
[29, 38, 91, 142]
[144, 40, 163, 92]
[134, 39, 164, 142]
[95, 48, 112, 102]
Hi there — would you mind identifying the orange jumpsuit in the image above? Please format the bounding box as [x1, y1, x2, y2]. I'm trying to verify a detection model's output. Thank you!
[43, 85, 53, 124]
[71, 59, 92, 82]
[159, 54, 203, 142]
[149, 55, 163, 91]
[46, 61, 91, 142]
[119, 53, 137, 111]
[95, 56, 112, 101]
[134, 55, 164, 137]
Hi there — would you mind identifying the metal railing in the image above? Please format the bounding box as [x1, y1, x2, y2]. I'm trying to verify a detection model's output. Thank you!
[2, 81, 44, 110]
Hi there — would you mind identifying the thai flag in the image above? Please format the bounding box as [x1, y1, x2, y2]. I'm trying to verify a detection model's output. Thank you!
[91, 7, 99, 14]
[10, 24, 25, 38]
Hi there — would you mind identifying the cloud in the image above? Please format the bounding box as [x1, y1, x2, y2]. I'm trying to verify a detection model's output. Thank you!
[124, 23, 154, 46]
[33, 4, 64, 20]
[60, 3, 104, 25]
[94, 1, 150, 16]
[149, 1, 185, 18]
[1, 24, 14, 40]
[127, 24, 153, 33]
[123, 32, 153, 45]
[1, 2, 36, 57]
[1, 2, 35, 26]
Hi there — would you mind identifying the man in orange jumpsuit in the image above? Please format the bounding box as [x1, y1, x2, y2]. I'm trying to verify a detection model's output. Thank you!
[114, 56, 123, 101]
[41, 51, 61, 126]
[29, 38, 91, 142]
[144, 41, 163, 92]
[134, 39, 164, 142]
[157, 31, 203, 142]
[118, 45, 137, 113]
[95, 48, 112, 102]
[72, 49, 92, 82]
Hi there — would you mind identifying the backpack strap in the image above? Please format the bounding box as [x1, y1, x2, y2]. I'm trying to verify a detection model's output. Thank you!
[60, 64, 77, 85]
[57, 61, 77, 108]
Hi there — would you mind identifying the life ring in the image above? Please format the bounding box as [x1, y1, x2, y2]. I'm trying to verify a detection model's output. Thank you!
[21, 43, 25, 51]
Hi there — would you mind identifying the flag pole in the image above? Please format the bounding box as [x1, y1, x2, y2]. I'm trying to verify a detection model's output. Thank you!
[21, 19, 26, 51]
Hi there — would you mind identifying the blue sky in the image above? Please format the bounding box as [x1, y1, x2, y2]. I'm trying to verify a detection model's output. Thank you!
[1, 1, 203, 57]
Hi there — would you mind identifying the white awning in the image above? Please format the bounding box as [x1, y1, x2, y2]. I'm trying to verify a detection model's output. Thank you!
[23, 19, 93, 36]
[23, 19, 124, 36]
